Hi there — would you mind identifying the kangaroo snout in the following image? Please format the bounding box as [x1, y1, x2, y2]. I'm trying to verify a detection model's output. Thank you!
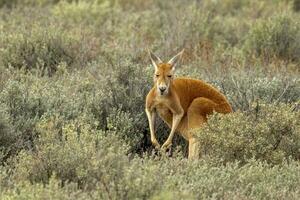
[159, 86, 167, 92]
[158, 86, 168, 95]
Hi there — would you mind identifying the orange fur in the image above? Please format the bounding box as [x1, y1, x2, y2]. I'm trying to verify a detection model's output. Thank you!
[145, 51, 232, 159]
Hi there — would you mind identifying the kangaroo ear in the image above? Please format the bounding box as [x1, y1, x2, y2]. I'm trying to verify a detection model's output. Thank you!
[167, 49, 184, 69]
[149, 51, 162, 70]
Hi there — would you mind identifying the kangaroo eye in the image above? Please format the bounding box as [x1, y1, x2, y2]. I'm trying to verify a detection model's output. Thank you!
[155, 74, 159, 77]
[167, 75, 172, 78]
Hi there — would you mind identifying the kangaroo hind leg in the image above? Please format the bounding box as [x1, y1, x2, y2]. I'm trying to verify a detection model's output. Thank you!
[187, 97, 216, 159]
[187, 110, 204, 160]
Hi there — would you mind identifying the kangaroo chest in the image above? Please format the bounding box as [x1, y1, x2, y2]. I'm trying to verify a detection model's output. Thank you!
[155, 104, 173, 127]
[156, 104, 171, 116]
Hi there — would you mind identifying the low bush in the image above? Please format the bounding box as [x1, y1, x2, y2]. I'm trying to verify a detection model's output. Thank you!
[0, 0, 70, 8]
[0, 59, 168, 155]
[244, 14, 300, 63]
[0, 175, 89, 200]
[6, 154, 300, 199]
[51, 0, 115, 26]
[197, 103, 300, 165]
[11, 117, 167, 199]
[4, 114, 300, 199]
[0, 74, 48, 153]
[0, 0, 19, 8]
[13, 116, 129, 185]
[0, 107, 16, 163]
[216, 72, 299, 111]
[0, 25, 97, 75]
[0, 107, 12, 148]
[294, 0, 300, 11]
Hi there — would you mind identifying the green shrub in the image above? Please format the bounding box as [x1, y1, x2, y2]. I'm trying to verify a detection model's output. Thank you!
[51, 0, 115, 25]
[106, 108, 142, 149]
[8, 155, 300, 199]
[0, 25, 96, 75]
[294, 0, 300, 11]
[12, 117, 165, 199]
[0, 106, 17, 162]
[216, 72, 299, 111]
[13, 117, 129, 184]
[197, 103, 300, 165]
[0, 0, 18, 8]
[0, 176, 90, 200]
[0, 61, 159, 156]
[0, 0, 72, 8]
[245, 14, 300, 62]
[0, 75, 48, 152]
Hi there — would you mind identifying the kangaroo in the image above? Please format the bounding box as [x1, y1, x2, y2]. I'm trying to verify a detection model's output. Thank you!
[145, 50, 232, 159]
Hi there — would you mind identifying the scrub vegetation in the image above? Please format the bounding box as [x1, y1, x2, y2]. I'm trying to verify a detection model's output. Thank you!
[0, 0, 299, 199]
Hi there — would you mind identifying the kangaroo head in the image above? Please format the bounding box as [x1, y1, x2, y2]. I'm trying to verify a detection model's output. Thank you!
[149, 50, 184, 96]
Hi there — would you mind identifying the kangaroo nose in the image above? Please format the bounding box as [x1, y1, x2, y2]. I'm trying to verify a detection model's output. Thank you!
[159, 87, 166, 92]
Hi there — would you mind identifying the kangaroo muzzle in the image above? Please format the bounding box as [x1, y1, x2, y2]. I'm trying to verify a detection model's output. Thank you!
[158, 84, 168, 95]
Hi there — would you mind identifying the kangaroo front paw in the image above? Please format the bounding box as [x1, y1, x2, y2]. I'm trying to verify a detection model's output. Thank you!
[151, 138, 161, 149]
[161, 140, 172, 150]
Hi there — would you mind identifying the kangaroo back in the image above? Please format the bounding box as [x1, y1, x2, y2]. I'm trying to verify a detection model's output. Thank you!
[171, 78, 232, 113]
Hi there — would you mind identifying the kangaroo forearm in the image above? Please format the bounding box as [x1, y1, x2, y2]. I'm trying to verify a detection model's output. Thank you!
[167, 113, 183, 141]
[145, 109, 157, 140]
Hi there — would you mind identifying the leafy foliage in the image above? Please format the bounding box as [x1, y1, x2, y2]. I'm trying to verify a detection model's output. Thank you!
[244, 14, 300, 62]
[197, 103, 300, 165]
[0, 26, 97, 75]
